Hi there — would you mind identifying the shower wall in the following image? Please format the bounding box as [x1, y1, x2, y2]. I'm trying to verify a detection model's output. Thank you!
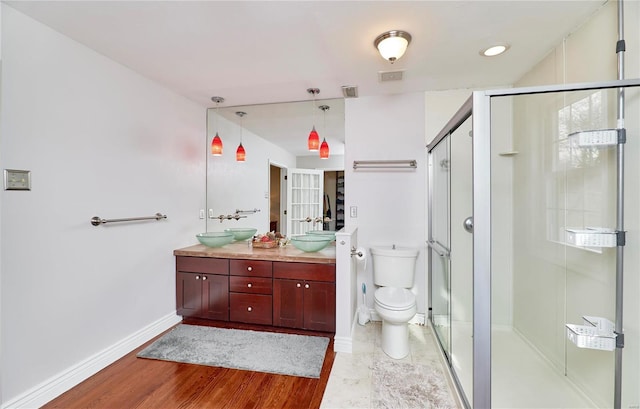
[508, 1, 640, 407]
[508, 88, 619, 407]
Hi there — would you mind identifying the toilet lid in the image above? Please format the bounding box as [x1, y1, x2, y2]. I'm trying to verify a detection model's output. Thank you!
[375, 287, 416, 310]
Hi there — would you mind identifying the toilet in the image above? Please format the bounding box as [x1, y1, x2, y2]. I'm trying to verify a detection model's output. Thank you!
[371, 246, 419, 359]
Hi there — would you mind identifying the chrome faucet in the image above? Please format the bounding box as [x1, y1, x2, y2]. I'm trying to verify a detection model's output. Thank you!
[300, 216, 332, 224]
[216, 214, 247, 223]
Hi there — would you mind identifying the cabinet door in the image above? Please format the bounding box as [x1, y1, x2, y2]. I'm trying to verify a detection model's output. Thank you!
[176, 272, 203, 317]
[201, 274, 229, 321]
[304, 281, 336, 332]
[273, 279, 304, 328]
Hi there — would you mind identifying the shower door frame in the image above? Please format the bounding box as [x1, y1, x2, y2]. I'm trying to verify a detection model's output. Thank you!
[427, 96, 473, 408]
[429, 78, 640, 409]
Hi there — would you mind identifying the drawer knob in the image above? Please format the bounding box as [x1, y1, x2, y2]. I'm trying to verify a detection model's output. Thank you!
[247, 283, 252, 288]
[247, 266, 253, 271]
[247, 306, 252, 312]
[305, 283, 310, 289]
[296, 283, 301, 288]
[195, 275, 200, 280]
[202, 276, 207, 281]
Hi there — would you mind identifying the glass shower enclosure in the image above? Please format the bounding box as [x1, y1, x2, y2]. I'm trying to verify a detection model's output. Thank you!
[427, 79, 640, 408]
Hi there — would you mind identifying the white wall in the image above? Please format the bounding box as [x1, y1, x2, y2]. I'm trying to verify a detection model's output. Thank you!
[334, 226, 358, 353]
[297, 154, 344, 171]
[344, 93, 426, 314]
[0, 5, 205, 406]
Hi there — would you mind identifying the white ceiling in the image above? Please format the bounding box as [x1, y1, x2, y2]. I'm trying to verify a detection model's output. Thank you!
[5, 0, 607, 156]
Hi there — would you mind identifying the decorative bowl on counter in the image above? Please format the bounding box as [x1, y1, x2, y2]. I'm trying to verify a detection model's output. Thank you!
[290, 235, 333, 252]
[306, 230, 337, 241]
[224, 227, 258, 241]
[196, 232, 234, 247]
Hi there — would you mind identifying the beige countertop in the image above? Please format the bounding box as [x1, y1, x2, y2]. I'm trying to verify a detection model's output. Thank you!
[174, 241, 336, 264]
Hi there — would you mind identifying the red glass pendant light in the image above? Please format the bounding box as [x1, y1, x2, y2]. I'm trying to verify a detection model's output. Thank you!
[318, 104, 330, 159]
[319, 138, 330, 159]
[211, 132, 223, 156]
[307, 88, 320, 151]
[308, 126, 320, 151]
[235, 111, 247, 162]
[236, 143, 246, 162]
[210, 96, 225, 156]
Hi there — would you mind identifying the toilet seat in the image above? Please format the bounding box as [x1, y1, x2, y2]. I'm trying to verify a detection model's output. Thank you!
[374, 287, 415, 311]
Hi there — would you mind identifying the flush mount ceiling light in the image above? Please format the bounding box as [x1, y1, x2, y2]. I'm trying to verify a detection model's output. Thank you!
[374, 30, 412, 63]
[210, 96, 224, 156]
[480, 44, 510, 57]
[307, 88, 320, 151]
[235, 111, 246, 162]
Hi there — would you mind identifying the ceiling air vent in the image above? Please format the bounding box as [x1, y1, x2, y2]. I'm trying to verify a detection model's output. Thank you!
[378, 70, 404, 82]
[341, 85, 358, 98]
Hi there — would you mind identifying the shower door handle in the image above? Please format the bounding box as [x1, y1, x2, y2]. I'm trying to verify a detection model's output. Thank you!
[463, 216, 473, 233]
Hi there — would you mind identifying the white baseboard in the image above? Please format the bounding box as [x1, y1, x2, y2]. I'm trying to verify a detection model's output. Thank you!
[368, 310, 426, 326]
[333, 335, 353, 353]
[334, 311, 427, 356]
[2, 313, 182, 409]
[411, 313, 426, 325]
[334, 309, 358, 353]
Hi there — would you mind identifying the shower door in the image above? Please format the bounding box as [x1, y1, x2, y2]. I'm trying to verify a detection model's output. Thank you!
[429, 136, 451, 355]
[428, 102, 474, 407]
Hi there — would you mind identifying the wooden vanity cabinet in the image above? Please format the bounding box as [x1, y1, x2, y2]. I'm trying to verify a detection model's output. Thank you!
[175, 253, 336, 332]
[273, 261, 336, 332]
[176, 256, 229, 321]
[229, 259, 273, 325]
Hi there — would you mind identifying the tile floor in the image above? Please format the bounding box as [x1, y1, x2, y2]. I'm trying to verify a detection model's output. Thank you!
[320, 321, 461, 408]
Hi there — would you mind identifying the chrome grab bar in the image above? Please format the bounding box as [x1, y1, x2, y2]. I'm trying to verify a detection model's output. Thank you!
[427, 239, 450, 257]
[91, 213, 167, 226]
[235, 208, 260, 214]
[353, 159, 417, 170]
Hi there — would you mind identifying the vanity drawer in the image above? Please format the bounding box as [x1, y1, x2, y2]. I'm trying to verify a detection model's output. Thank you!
[230, 293, 273, 325]
[176, 256, 229, 275]
[229, 276, 272, 295]
[230, 259, 272, 277]
[273, 261, 335, 282]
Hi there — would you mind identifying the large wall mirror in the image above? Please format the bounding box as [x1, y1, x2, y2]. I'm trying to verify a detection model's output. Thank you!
[206, 98, 345, 236]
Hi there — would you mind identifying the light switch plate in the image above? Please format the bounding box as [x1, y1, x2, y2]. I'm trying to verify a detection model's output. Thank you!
[4, 169, 31, 191]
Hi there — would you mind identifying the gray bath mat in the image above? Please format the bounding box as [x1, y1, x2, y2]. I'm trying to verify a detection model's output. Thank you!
[372, 360, 457, 408]
[137, 324, 330, 378]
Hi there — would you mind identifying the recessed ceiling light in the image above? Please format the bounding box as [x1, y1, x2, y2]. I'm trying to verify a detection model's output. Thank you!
[480, 44, 510, 57]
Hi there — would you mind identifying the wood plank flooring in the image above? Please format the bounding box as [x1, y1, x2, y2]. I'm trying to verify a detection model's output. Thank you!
[42, 319, 336, 409]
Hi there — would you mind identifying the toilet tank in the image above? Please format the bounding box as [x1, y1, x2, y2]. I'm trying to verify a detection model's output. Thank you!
[370, 246, 419, 288]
